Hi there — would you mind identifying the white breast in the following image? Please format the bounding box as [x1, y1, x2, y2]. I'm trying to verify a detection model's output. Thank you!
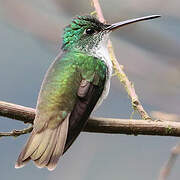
[92, 38, 113, 109]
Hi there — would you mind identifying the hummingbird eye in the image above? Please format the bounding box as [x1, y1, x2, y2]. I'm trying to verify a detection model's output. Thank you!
[85, 28, 96, 35]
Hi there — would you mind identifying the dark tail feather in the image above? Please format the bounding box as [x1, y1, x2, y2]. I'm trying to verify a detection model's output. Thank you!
[15, 118, 68, 170]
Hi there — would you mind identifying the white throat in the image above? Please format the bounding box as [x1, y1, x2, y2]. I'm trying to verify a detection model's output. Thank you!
[91, 35, 113, 74]
[90, 35, 113, 109]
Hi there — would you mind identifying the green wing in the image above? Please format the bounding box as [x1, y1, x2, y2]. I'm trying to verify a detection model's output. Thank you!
[34, 50, 107, 132]
[16, 50, 107, 170]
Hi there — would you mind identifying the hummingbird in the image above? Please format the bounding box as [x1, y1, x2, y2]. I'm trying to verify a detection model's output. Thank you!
[15, 14, 160, 170]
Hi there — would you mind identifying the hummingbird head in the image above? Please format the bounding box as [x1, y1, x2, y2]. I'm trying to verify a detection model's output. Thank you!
[62, 15, 109, 52]
[62, 15, 161, 53]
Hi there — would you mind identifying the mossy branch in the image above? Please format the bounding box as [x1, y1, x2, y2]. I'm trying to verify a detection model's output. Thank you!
[1, 101, 180, 137]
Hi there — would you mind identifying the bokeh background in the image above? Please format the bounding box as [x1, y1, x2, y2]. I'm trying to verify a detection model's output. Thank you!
[0, 0, 180, 179]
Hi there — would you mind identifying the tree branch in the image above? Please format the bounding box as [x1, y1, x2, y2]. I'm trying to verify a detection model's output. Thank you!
[91, 0, 151, 120]
[1, 100, 180, 137]
[0, 101, 34, 124]
[90, 1, 180, 178]
[0, 126, 33, 138]
[158, 143, 180, 180]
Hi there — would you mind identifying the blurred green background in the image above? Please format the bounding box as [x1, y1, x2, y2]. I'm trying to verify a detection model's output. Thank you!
[0, 0, 180, 179]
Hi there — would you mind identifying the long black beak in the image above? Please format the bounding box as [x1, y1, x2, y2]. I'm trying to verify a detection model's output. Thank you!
[105, 15, 161, 31]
